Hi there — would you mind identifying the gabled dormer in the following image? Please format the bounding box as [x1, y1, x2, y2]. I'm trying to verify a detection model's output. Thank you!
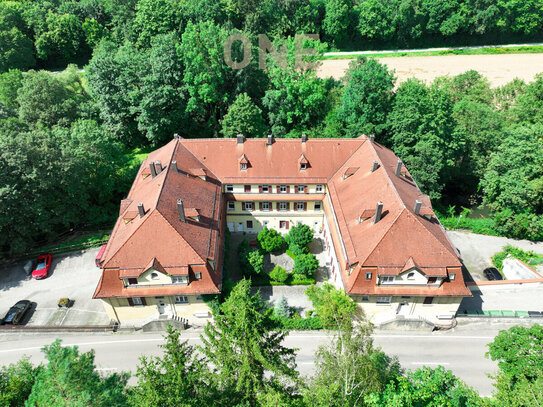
[239, 154, 249, 171]
[298, 154, 309, 171]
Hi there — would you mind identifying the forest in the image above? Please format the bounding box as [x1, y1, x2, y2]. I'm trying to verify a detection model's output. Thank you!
[0, 0, 542, 256]
[1, 281, 542, 407]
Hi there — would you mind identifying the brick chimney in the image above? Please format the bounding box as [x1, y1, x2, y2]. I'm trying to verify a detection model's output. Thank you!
[369, 134, 375, 142]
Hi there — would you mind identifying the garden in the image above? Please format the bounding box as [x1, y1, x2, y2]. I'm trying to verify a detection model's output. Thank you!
[237, 224, 320, 286]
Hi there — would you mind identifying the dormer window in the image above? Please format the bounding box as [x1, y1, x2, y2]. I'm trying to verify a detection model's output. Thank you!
[300, 163, 307, 170]
[381, 276, 395, 284]
[240, 163, 247, 170]
[150, 272, 159, 280]
[407, 272, 415, 280]
[127, 278, 138, 285]
[298, 154, 309, 170]
[172, 275, 188, 285]
[239, 154, 249, 171]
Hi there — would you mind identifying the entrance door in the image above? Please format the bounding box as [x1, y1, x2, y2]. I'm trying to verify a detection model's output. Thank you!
[237, 222, 244, 231]
[157, 301, 166, 315]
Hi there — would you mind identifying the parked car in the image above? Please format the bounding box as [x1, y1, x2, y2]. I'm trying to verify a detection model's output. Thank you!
[95, 244, 107, 267]
[32, 254, 52, 279]
[483, 267, 503, 281]
[528, 311, 543, 318]
[1, 300, 31, 325]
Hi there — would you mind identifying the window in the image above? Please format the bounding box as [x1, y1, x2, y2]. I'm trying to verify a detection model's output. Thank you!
[423, 296, 434, 305]
[227, 202, 235, 211]
[300, 163, 307, 170]
[245, 202, 253, 211]
[263, 220, 269, 227]
[150, 272, 159, 280]
[175, 295, 189, 304]
[427, 277, 437, 284]
[171, 275, 188, 285]
[246, 220, 253, 229]
[407, 272, 415, 280]
[279, 202, 288, 211]
[316, 184, 323, 192]
[280, 220, 289, 229]
[127, 278, 138, 285]
[381, 276, 395, 284]
[449, 273, 456, 281]
[132, 297, 143, 306]
[195, 272, 202, 280]
[262, 202, 270, 211]
[196, 295, 203, 301]
[296, 202, 305, 211]
[314, 202, 322, 210]
[361, 295, 369, 302]
[155, 296, 165, 299]
[262, 185, 269, 193]
[297, 185, 305, 193]
[226, 184, 233, 192]
[280, 185, 287, 193]
[401, 296, 411, 299]
[376, 296, 392, 304]
[244, 185, 251, 193]
[365, 272, 372, 280]
[240, 163, 247, 171]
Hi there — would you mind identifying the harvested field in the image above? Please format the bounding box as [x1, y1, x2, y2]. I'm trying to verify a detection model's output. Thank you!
[318, 54, 543, 86]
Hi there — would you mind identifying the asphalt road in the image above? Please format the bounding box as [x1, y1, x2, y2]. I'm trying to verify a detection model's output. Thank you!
[0, 323, 526, 396]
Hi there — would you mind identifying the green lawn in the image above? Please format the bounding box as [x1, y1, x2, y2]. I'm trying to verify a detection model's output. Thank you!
[322, 45, 543, 60]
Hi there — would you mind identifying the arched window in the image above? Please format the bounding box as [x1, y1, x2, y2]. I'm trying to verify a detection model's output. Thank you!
[407, 272, 415, 280]
[151, 272, 159, 280]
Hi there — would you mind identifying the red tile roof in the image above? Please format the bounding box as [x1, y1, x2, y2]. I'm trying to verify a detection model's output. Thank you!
[95, 135, 469, 300]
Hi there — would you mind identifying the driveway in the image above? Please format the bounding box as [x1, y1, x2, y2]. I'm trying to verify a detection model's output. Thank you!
[446, 230, 543, 281]
[0, 248, 109, 326]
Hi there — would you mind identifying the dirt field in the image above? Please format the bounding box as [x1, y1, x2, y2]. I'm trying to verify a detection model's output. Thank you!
[318, 54, 543, 86]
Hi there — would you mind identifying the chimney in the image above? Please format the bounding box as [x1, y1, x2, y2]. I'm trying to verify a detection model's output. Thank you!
[374, 202, 383, 224]
[155, 160, 162, 174]
[149, 162, 157, 178]
[171, 161, 178, 172]
[414, 200, 422, 215]
[236, 134, 245, 144]
[137, 203, 145, 218]
[371, 160, 379, 173]
[173, 133, 180, 140]
[301, 134, 307, 143]
[177, 199, 186, 223]
[267, 134, 274, 146]
[395, 159, 402, 177]
[369, 134, 375, 142]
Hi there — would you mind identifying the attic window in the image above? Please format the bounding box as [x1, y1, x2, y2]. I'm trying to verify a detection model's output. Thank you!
[342, 167, 359, 180]
[241, 163, 247, 171]
[151, 272, 159, 280]
[195, 272, 202, 280]
[239, 154, 249, 171]
[300, 163, 307, 170]
[298, 154, 309, 171]
[407, 272, 415, 280]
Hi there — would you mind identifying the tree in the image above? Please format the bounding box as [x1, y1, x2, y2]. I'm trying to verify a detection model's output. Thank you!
[305, 283, 358, 329]
[26, 340, 129, 407]
[257, 227, 284, 253]
[0, 69, 23, 114]
[514, 73, 543, 125]
[269, 265, 288, 283]
[293, 253, 319, 277]
[274, 296, 290, 318]
[130, 324, 212, 406]
[365, 366, 483, 406]
[287, 223, 314, 248]
[200, 279, 298, 405]
[0, 357, 41, 407]
[323, 0, 356, 47]
[17, 70, 78, 127]
[133, 0, 182, 48]
[486, 324, 543, 407]
[337, 57, 395, 137]
[35, 13, 87, 64]
[220, 92, 266, 138]
[247, 250, 265, 275]
[0, 4, 35, 72]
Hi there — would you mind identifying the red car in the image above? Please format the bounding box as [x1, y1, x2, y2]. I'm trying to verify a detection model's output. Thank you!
[32, 254, 52, 280]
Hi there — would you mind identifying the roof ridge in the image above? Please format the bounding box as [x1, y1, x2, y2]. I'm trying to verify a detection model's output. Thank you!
[154, 139, 178, 209]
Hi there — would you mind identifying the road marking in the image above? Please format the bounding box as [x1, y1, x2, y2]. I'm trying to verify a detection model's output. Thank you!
[411, 362, 450, 366]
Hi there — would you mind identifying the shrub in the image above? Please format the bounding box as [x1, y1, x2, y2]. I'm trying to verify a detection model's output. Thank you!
[274, 296, 290, 318]
[269, 265, 288, 282]
[287, 224, 314, 247]
[294, 253, 319, 277]
[491, 245, 540, 271]
[288, 243, 306, 257]
[247, 250, 264, 275]
[273, 316, 324, 330]
[257, 227, 284, 253]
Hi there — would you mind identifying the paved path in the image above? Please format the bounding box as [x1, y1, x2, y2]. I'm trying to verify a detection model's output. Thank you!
[2, 322, 537, 395]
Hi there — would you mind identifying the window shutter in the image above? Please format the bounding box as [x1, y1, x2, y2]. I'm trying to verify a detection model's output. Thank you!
[259, 185, 263, 193]
[242, 202, 246, 211]
[286, 202, 290, 211]
[276, 202, 279, 210]
[286, 221, 289, 229]
[304, 202, 307, 211]
[276, 186, 280, 193]
[268, 185, 271, 192]
[127, 298, 134, 306]
[259, 202, 262, 210]
[287, 186, 290, 193]
[304, 185, 308, 193]
[141, 297, 147, 306]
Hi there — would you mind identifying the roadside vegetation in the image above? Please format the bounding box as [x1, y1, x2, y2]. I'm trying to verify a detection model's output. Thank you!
[1, 280, 541, 406]
[491, 245, 543, 271]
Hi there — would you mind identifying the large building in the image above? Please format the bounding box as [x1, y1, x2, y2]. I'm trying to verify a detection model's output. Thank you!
[94, 134, 471, 326]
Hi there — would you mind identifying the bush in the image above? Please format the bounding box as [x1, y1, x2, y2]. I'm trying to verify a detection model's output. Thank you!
[247, 250, 264, 275]
[287, 224, 314, 247]
[269, 265, 288, 282]
[272, 316, 324, 330]
[288, 243, 306, 257]
[294, 253, 319, 277]
[274, 296, 290, 318]
[491, 245, 540, 271]
[257, 227, 284, 253]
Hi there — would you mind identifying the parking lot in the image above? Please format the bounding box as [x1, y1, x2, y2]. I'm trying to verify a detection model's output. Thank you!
[0, 247, 109, 326]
